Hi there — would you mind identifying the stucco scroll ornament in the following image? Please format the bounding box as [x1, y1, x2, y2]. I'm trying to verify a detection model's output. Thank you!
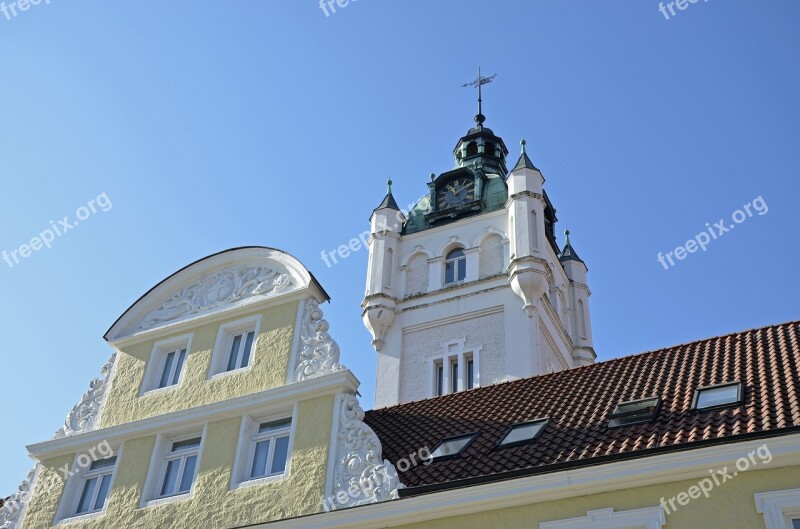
[139, 266, 292, 330]
[53, 353, 117, 439]
[328, 394, 402, 510]
[0, 468, 36, 529]
[294, 299, 346, 381]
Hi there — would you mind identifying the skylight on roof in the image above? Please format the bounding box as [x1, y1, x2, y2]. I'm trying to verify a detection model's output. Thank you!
[694, 382, 743, 410]
[498, 418, 549, 447]
[430, 433, 477, 460]
[608, 397, 660, 428]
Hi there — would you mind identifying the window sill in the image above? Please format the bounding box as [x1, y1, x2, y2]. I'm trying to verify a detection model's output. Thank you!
[141, 491, 194, 509]
[209, 365, 253, 381]
[232, 472, 289, 491]
[55, 511, 106, 526]
[140, 384, 181, 398]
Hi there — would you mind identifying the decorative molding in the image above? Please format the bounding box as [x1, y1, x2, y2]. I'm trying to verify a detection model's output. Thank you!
[294, 300, 346, 382]
[326, 394, 402, 510]
[0, 467, 37, 529]
[755, 487, 800, 528]
[53, 353, 117, 439]
[540, 507, 665, 529]
[139, 265, 293, 330]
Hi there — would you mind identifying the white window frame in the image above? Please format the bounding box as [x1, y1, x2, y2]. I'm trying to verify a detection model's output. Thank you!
[55, 444, 122, 523]
[141, 427, 206, 508]
[231, 406, 296, 489]
[209, 315, 261, 378]
[428, 338, 481, 397]
[540, 507, 665, 529]
[444, 248, 467, 284]
[756, 488, 800, 529]
[140, 334, 193, 396]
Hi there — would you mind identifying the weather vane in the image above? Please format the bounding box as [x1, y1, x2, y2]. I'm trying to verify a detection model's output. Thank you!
[461, 67, 496, 126]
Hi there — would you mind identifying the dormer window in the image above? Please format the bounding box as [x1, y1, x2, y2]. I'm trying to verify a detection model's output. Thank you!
[445, 249, 466, 284]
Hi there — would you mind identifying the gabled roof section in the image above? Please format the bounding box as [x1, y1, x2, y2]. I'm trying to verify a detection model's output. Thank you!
[364, 320, 800, 492]
[104, 247, 329, 342]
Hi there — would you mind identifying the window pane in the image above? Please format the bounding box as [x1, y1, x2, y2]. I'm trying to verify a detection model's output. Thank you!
[436, 365, 444, 396]
[500, 421, 547, 446]
[457, 258, 466, 281]
[251, 440, 270, 478]
[161, 459, 180, 496]
[431, 435, 474, 459]
[89, 456, 117, 471]
[467, 359, 474, 390]
[451, 361, 458, 393]
[179, 455, 197, 493]
[93, 474, 113, 510]
[76, 477, 97, 514]
[447, 249, 465, 259]
[172, 349, 187, 385]
[270, 436, 290, 475]
[445, 261, 455, 284]
[240, 331, 255, 368]
[171, 438, 201, 452]
[227, 334, 242, 371]
[159, 352, 175, 388]
[793, 519, 800, 529]
[697, 384, 740, 409]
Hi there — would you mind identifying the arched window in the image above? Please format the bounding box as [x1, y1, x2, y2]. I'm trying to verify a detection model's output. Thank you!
[445, 248, 466, 284]
[484, 142, 496, 157]
[466, 142, 478, 157]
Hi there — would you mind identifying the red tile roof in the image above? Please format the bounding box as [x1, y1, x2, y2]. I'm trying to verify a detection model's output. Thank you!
[364, 320, 800, 491]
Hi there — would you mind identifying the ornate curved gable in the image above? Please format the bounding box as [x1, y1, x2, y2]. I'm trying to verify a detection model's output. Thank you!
[105, 247, 329, 342]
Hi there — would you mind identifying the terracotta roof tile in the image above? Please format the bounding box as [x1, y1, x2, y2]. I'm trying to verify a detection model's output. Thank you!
[364, 320, 800, 489]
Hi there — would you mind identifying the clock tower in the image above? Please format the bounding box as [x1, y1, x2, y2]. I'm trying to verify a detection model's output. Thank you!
[363, 106, 596, 409]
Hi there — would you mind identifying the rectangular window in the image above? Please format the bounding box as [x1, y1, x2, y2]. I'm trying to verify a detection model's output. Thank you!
[158, 348, 187, 389]
[466, 358, 474, 390]
[226, 330, 255, 372]
[159, 437, 201, 498]
[430, 433, 478, 460]
[435, 362, 444, 396]
[249, 419, 292, 480]
[498, 419, 548, 447]
[450, 360, 458, 393]
[693, 381, 743, 411]
[75, 457, 117, 515]
[793, 519, 800, 529]
[608, 397, 661, 428]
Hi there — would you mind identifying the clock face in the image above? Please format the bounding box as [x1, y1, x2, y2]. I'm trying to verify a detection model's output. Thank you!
[438, 178, 474, 209]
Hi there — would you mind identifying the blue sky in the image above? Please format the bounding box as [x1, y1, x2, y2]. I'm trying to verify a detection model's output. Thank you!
[1, 1, 798, 494]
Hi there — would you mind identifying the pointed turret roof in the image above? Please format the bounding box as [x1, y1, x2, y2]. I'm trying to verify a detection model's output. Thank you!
[374, 179, 400, 211]
[559, 229, 585, 265]
[512, 138, 539, 172]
